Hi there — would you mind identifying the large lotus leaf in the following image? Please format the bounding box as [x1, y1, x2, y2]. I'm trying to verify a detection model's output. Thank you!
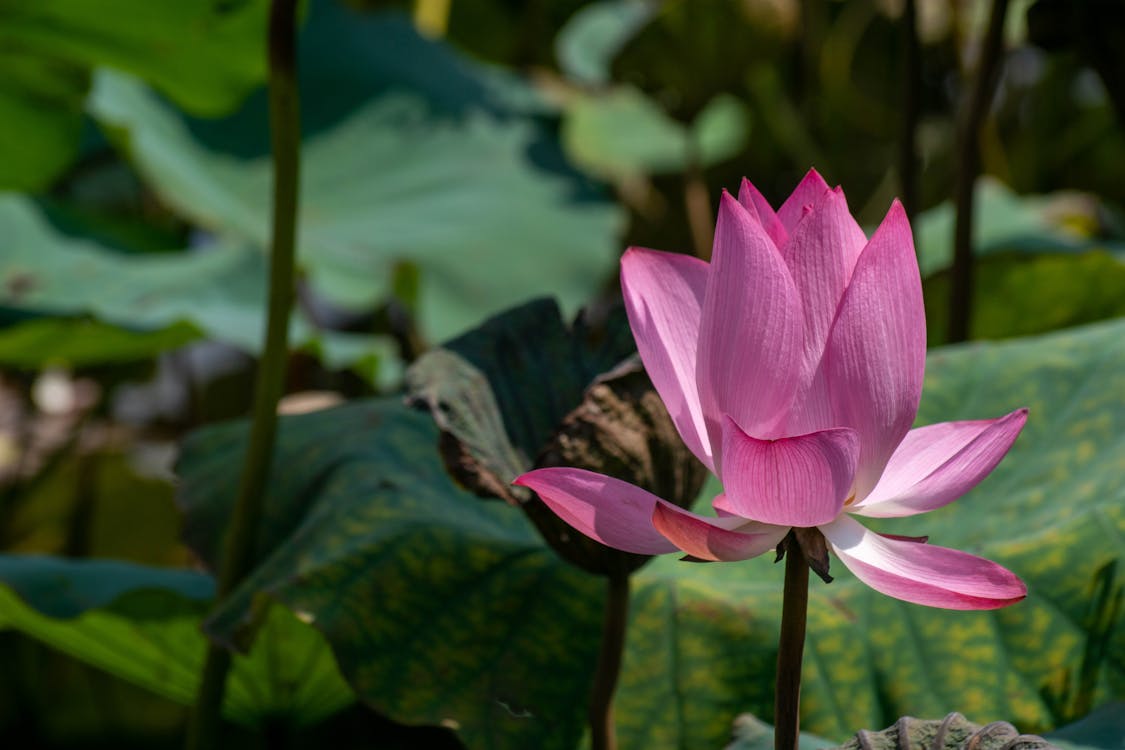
[562, 88, 749, 180]
[0, 193, 395, 372]
[0, 192, 267, 350]
[176, 398, 605, 750]
[610, 317, 1125, 747]
[0, 0, 268, 190]
[0, 556, 353, 726]
[87, 3, 622, 342]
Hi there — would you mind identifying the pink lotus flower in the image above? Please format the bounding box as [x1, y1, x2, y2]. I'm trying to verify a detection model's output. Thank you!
[515, 170, 1027, 610]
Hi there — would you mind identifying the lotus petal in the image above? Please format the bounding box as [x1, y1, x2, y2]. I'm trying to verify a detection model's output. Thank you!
[514, 468, 677, 554]
[720, 417, 859, 527]
[776, 168, 830, 233]
[780, 186, 868, 434]
[737, 177, 787, 249]
[854, 410, 1029, 517]
[823, 200, 925, 499]
[697, 193, 803, 457]
[621, 247, 714, 469]
[652, 503, 788, 561]
[821, 515, 1026, 609]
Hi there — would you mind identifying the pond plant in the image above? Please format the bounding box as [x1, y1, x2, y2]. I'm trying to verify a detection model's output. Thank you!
[0, 1, 1121, 749]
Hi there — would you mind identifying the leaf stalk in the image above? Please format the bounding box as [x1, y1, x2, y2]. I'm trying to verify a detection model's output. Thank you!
[949, 0, 1010, 342]
[589, 568, 630, 750]
[185, 0, 301, 746]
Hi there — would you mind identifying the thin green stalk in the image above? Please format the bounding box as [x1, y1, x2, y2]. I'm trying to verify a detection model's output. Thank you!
[949, 0, 1009, 343]
[774, 533, 809, 750]
[589, 569, 630, 750]
[683, 146, 714, 261]
[185, 0, 301, 747]
[899, 0, 921, 221]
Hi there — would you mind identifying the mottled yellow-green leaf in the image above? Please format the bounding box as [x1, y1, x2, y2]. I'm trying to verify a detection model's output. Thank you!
[178, 317, 1125, 749]
[614, 318, 1125, 746]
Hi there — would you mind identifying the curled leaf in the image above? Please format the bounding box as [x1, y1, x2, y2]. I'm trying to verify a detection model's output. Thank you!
[406, 298, 705, 575]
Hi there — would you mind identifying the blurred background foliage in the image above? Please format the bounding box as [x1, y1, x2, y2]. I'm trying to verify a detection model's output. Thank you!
[0, 0, 1123, 747]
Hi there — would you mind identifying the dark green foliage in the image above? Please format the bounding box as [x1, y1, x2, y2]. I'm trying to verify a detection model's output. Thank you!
[0, 557, 354, 726]
[177, 398, 606, 750]
[0, 0, 270, 190]
[171, 316, 1125, 748]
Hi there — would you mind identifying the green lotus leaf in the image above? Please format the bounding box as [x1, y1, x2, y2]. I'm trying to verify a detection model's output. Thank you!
[1045, 701, 1125, 750]
[563, 88, 749, 180]
[913, 178, 1125, 278]
[87, 2, 623, 343]
[0, 317, 198, 367]
[177, 315, 1125, 749]
[612, 318, 1125, 747]
[725, 714, 835, 750]
[0, 556, 353, 727]
[176, 398, 605, 750]
[0, 193, 394, 373]
[0, 0, 269, 190]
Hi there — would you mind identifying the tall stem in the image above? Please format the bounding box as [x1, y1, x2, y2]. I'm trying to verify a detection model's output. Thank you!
[774, 533, 809, 750]
[949, 0, 1009, 343]
[898, 0, 921, 221]
[185, 1, 301, 747]
[683, 155, 714, 261]
[589, 569, 630, 750]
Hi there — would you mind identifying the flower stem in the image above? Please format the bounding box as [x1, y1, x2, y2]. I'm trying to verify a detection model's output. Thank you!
[775, 532, 809, 750]
[185, 1, 301, 747]
[589, 568, 630, 750]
